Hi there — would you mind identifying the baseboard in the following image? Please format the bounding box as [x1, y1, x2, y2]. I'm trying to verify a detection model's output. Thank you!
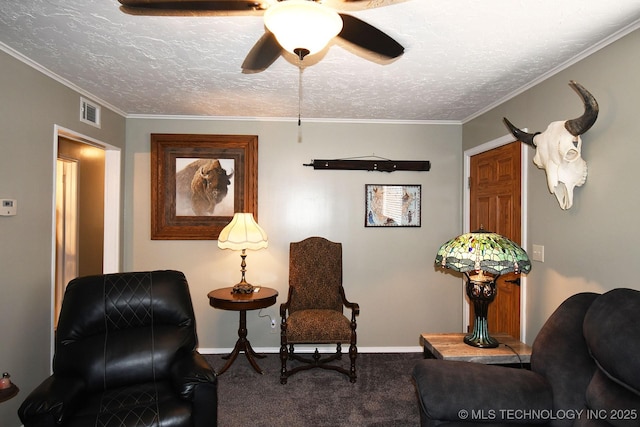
[199, 345, 422, 354]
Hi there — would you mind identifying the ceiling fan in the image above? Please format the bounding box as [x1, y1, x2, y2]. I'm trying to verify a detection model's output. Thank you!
[118, 0, 406, 72]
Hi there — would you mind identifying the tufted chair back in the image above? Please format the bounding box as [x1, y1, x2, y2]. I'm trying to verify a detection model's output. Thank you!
[19, 270, 217, 427]
[288, 237, 343, 313]
[54, 270, 197, 391]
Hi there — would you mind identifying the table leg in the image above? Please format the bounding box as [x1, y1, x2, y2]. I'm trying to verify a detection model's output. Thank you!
[218, 309, 267, 375]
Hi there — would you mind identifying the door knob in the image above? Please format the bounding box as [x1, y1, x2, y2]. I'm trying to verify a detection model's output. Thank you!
[504, 278, 521, 286]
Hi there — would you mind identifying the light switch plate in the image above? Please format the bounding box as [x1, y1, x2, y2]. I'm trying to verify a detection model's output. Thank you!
[532, 244, 544, 262]
[0, 199, 17, 216]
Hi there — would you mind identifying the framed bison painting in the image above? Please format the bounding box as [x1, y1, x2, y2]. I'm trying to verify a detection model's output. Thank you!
[151, 134, 258, 240]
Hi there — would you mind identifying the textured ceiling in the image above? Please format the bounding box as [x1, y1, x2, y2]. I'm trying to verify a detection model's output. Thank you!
[1, 1, 640, 122]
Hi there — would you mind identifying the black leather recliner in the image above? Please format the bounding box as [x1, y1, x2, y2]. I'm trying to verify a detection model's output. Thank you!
[18, 270, 218, 427]
[413, 288, 640, 427]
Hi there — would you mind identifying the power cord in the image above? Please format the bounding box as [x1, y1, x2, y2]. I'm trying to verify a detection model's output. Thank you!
[501, 343, 524, 369]
[258, 309, 277, 329]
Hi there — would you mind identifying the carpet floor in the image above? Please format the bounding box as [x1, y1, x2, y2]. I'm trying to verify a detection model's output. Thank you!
[204, 352, 423, 427]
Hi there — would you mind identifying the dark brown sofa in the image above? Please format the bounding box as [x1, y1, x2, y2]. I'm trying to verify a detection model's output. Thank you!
[413, 288, 640, 427]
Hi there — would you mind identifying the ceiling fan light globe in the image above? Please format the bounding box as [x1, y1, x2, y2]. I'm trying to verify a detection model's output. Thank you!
[264, 0, 343, 57]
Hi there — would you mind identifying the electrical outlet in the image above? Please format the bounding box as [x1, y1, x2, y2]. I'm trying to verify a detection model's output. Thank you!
[270, 319, 277, 329]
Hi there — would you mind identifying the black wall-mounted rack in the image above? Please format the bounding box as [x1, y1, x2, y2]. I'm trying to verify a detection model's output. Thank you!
[303, 159, 430, 172]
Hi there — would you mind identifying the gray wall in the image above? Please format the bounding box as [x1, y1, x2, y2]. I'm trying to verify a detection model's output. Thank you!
[123, 118, 464, 352]
[0, 50, 126, 424]
[463, 28, 640, 342]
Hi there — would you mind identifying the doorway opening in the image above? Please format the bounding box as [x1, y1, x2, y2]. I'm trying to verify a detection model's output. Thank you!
[51, 125, 121, 349]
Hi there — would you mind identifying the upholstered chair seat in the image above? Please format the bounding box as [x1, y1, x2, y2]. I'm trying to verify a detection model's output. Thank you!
[285, 309, 353, 343]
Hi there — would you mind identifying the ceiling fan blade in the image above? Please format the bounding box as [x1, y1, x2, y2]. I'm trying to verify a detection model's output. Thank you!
[337, 13, 404, 59]
[118, 0, 268, 16]
[323, 0, 410, 12]
[242, 31, 283, 72]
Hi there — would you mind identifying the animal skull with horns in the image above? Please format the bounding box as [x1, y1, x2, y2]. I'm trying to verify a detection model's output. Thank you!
[504, 81, 599, 210]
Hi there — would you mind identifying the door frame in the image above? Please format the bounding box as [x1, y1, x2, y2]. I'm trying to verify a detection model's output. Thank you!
[463, 133, 530, 341]
[50, 124, 121, 358]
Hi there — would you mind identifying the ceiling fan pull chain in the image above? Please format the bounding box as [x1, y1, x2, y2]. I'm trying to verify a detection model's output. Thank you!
[298, 65, 303, 127]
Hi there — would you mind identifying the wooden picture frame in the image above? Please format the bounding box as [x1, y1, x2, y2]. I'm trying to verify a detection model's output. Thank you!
[151, 134, 258, 240]
[365, 184, 421, 227]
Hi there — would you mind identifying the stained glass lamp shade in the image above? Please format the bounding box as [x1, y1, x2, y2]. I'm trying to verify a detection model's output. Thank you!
[435, 228, 531, 348]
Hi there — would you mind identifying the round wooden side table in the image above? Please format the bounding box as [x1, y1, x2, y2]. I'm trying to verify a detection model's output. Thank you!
[0, 384, 19, 403]
[208, 286, 278, 374]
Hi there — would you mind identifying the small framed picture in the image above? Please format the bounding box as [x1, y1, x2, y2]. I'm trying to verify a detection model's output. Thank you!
[365, 184, 421, 227]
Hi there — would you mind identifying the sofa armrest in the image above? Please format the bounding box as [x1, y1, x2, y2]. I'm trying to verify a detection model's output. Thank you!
[171, 351, 217, 400]
[18, 374, 85, 427]
[412, 360, 553, 424]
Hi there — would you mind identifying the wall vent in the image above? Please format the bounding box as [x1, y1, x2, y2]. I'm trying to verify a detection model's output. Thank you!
[80, 97, 101, 128]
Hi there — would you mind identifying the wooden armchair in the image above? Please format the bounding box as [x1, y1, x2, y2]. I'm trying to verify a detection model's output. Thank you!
[279, 237, 360, 384]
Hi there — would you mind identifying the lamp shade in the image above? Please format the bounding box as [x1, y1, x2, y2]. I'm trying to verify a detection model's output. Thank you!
[264, 0, 343, 57]
[435, 229, 531, 276]
[218, 213, 268, 251]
